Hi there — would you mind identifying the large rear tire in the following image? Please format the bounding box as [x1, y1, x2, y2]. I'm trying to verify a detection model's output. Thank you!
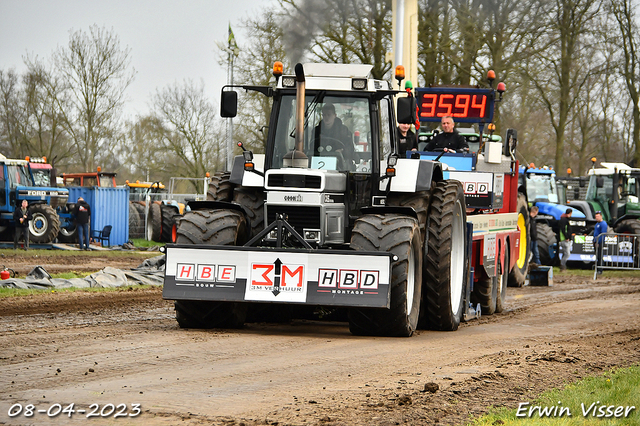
[232, 187, 265, 238]
[160, 204, 180, 243]
[348, 215, 422, 337]
[421, 180, 467, 331]
[387, 191, 430, 239]
[473, 275, 498, 315]
[174, 209, 248, 329]
[207, 172, 234, 201]
[28, 204, 61, 243]
[507, 193, 530, 287]
[147, 203, 162, 242]
[128, 202, 143, 239]
[495, 245, 509, 313]
[614, 219, 640, 234]
[537, 223, 557, 266]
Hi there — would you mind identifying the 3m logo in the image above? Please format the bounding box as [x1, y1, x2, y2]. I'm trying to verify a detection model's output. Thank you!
[318, 269, 379, 290]
[176, 263, 236, 282]
[464, 182, 489, 194]
[250, 259, 305, 295]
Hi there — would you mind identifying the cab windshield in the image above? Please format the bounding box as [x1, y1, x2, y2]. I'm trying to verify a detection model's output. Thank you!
[271, 94, 374, 173]
[7, 164, 33, 188]
[526, 174, 559, 203]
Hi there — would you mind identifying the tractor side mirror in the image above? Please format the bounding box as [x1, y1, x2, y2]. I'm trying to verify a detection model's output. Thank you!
[220, 91, 238, 118]
[396, 96, 416, 124]
[504, 128, 517, 156]
[596, 176, 604, 188]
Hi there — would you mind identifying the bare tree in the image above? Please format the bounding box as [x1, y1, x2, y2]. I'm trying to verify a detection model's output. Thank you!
[0, 69, 27, 157]
[150, 79, 224, 178]
[523, 0, 602, 174]
[609, 0, 640, 166]
[22, 57, 74, 168]
[51, 25, 135, 170]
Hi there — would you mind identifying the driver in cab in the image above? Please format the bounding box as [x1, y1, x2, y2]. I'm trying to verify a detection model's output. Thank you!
[425, 115, 469, 153]
[314, 103, 354, 161]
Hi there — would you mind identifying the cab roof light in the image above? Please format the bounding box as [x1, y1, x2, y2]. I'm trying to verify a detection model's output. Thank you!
[282, 76, 296, 87]
[395, 65, 405, 87]
[352, 78, 367, 90]
[273, 61, 283, 83]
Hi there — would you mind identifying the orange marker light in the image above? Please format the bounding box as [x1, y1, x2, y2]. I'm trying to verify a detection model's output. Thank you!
[395, 65, 405, 80]
[273, 61, 283, 77]
[487, 70, 496, 80]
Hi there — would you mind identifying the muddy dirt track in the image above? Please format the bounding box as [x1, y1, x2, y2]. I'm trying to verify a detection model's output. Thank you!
[0, 267, 639, 425]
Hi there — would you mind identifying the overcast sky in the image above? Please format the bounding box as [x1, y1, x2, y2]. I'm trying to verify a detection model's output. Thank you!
[0, 0, 273, 119]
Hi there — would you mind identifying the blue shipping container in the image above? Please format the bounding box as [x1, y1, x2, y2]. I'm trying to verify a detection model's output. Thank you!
[67, 187, 129, 246]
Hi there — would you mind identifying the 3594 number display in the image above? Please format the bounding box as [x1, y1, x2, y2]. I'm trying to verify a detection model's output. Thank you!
[416, 88, 495, 122]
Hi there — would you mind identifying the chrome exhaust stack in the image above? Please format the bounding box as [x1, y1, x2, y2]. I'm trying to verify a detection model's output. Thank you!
[283, 63, 309, 168]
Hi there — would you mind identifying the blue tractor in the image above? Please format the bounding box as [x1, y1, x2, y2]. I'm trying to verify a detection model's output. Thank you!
[518, 165, 587, 265]
[0, 155, 70, 243]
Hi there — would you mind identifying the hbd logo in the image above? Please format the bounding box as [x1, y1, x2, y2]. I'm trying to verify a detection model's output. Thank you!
[317, 269, 379, 290]
[176, 263, 236, 282]
[464, 182, 489, 194]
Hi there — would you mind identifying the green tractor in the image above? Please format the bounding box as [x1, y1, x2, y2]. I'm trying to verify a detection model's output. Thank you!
[568, 162, 640, 235]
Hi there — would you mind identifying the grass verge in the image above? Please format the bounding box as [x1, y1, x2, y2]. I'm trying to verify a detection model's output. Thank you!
[469, 366, 639, 425]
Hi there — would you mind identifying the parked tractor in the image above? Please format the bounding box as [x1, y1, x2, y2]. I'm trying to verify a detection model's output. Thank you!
[518, 165, 586, 265]
[0, 155, 68, 243]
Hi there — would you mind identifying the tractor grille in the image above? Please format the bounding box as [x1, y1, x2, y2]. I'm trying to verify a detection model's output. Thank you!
[266, 205, 321, 234]
[267, 174, 322, 189]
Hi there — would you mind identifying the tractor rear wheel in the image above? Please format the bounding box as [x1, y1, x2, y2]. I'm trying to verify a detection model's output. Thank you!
[507, 193, 530, 287]
[128, 202, 143, 239]
[160, 204, 180, 243]
[207, 172, 234, 201]
[147, 203, 162, 242]
[614, 219, 640, 235]
[387, 191, 430, 239]
[174, 209, 248, 328]
[232, 187, 265, 238]
[537, 223, 557, 266]
[496, 246, 510, 313]
[421, 180, 467, 331]
[28, 204, 61, 243]
[348, 214, 422, 337]
[472, 275, 498, 315]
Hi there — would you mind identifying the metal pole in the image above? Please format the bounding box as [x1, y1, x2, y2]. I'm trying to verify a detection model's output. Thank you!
[394, 0, 405, 72]
[228, 53, 234, 172]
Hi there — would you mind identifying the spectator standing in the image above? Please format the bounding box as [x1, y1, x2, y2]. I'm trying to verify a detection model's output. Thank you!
[73, 197, 92, 250]
[558, 208, 573, 271]
[529, 206, 541, 266]
[592, 211, 608, 274]
[13, 200, 32, 250]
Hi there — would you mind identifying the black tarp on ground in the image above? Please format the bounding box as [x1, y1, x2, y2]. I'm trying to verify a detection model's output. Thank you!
[0, 255, 165, 289]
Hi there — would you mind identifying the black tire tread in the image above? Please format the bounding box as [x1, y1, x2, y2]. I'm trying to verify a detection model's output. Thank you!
[207, 172, 234, 201]
[174, 209, 248, 329]
[348, 214, 422, 337]
[537, 223, 557, 266]
[28, 204, 61, 243]
[422, 180, 467, 331]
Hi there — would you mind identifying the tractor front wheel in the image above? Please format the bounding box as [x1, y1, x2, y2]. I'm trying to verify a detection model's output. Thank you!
[28, 204, 61, 243]
[349, 214, 422, 337]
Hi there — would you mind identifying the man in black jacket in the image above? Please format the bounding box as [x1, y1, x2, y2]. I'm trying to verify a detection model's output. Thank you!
[73, 197, 92, 250]
[314, 103, 354, 168]
[13, 200, 32, 250]
[425, 115, 469, 152]
[558, 208, 573, 270]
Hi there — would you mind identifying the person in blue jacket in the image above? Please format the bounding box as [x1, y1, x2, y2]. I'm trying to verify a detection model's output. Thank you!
[592, 211, 608, 273]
